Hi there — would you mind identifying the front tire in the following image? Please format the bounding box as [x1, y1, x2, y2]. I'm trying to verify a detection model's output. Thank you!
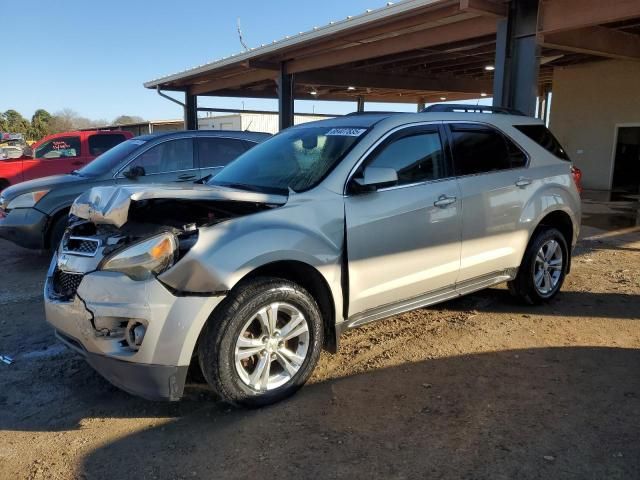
[508, 227, 569, 305]
[48, 214, 69, 251]
[198, 277, 324, 407]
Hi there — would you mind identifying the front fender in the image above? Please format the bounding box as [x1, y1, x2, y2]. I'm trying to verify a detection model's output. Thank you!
[158, 196, 345, 306]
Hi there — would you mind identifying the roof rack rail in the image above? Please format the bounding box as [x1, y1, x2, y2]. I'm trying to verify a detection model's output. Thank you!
[421, 104, 526, 116]
[344, 111, 402, 116]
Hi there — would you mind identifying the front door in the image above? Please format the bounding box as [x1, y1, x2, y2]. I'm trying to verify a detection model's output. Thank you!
[117, 137, 198, 185]
[24, 135, 85, 181]
[344, 125, 461, 317]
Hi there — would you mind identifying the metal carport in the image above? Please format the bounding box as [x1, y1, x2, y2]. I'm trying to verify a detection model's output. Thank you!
[144, 0, 640, 133]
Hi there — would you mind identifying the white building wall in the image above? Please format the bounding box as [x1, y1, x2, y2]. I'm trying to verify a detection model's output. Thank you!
[198, 113, 332, 134]
[550, 60, 640, 190]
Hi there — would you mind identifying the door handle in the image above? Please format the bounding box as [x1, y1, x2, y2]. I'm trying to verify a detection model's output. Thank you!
[71, 161, 83, 166]
[515, 177, 532, 188]
[433, 195, 457, 208]
[178, 174, 196, 181]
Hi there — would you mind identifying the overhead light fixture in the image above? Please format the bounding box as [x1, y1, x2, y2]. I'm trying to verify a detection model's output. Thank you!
[484, 65, 495, 71]
[309, 88, 319, 96]
[440, 96, 447, 101]
[480, 92, 488, 97]
[347, 86, 356, 91]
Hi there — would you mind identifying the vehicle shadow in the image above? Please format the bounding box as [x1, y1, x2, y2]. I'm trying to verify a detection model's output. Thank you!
[72, 346, 639, 479]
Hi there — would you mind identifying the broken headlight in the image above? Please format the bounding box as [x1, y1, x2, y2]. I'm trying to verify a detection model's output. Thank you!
[101, 232, 178, 281]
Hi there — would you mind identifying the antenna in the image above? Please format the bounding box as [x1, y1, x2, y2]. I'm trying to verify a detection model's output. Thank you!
[237, 18, 249, 51]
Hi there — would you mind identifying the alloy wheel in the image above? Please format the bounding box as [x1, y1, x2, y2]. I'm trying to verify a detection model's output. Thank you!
[234, 302, 310, 391]
[533, 239, 563, 295]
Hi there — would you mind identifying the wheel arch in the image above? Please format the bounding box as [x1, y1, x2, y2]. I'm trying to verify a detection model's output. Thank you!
[529, 209, 575, 273]
[0, 178, 10, 192]
[235, 260, 338, 353]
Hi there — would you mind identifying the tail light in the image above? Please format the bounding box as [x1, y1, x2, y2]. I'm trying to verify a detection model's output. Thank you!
[571, 166, 583, 194]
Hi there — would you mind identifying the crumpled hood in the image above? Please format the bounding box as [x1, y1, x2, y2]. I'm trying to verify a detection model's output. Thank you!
[70, 183, 288, 228]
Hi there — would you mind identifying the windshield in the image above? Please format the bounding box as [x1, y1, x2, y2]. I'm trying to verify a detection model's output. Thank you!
[209, 126, 367, 193]
[77, 139, 146, 177]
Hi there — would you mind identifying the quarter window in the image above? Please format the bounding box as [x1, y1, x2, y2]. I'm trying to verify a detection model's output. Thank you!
[366, 130, 444, 186]
[127, 138, 194, 175]
[197, 137, 250, 168]
[450, 124, 526, 175]
[515, 124, 570, 161]
[35, 136, 81, 159]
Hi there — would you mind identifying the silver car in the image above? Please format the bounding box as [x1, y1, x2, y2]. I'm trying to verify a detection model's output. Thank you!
[44, 109, 581, 406]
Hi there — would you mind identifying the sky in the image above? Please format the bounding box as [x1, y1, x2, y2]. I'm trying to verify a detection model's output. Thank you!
[3, 0, 491, 123]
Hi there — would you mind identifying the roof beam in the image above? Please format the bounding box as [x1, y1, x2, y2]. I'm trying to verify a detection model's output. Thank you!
[297, 68, 492, 93]
[286, 16, 499, 74]
[540, 26, 640, 61]
[190, 69, 277, 95]
[459, 0, 506, 17]
[539, 0, 640, 34]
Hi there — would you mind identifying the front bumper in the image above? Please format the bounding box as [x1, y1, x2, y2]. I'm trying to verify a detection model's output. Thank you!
[44, 254, 225, 401]
[0, 207, 48, 249]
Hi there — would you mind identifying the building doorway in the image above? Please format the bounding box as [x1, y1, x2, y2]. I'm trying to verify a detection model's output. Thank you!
[612, 125, 640, 194]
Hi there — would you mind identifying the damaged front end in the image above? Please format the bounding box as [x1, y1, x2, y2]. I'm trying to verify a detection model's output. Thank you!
[51, 184, 287, 297]
[43, 184, 288, 400]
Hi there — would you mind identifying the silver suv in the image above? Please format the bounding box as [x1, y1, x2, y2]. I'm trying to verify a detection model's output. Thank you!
[44, 109, 581, 406]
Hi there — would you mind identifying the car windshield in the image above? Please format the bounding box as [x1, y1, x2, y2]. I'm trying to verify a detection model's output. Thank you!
[77, 139, 146, 177]
[208, 126, 367, 194]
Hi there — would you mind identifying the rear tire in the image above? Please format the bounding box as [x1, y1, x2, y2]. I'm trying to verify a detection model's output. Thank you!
[48, 214, 69, 251]
[508, 227, 569, 305]
[198, 276, 324, 407]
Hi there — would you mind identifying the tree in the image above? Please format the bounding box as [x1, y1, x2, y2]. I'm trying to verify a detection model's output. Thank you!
[113, 115, 144, 125]
[29, 109, 52, 140]
[3, 110, 30, 135]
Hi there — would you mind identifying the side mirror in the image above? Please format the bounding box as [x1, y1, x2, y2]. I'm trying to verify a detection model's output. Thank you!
[124, 165, 145, 179]
[352, 166, 398, 193]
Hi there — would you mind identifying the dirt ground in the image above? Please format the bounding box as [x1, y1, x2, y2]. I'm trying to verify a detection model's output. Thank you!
[1, 221, 639, 480]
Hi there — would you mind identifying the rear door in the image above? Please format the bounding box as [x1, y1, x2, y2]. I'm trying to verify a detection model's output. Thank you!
[23, 135, 84, 181]
[116, 137, 197, 184]
[447, 122, 531, 284]
[196, 136, 253, 179]
[345, 124, 462, 317]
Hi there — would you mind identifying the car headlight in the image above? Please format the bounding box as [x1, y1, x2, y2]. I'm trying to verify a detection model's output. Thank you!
[6, 190, 50, 209]
[101, 232, 178, 281]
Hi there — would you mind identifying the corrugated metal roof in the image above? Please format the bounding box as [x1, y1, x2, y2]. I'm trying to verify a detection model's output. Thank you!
[143, 0, 446, 88]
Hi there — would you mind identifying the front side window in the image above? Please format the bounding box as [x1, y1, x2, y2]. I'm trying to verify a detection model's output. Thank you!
[450, 124, 512, 176]
[88, 134, 127, 156]
[210, 126, 366, 194]
[127, 138, 194, 175]
[198, 137, 250, 168]
[35, 136, 81, 159]
[366, 130, 444, 186]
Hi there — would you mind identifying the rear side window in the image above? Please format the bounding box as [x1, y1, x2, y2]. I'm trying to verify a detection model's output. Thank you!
[515, 124, 570, 161]
[197, 137, 250, 168]
[35, 136, 81, 159]
[450, 124, 527, 175]
[366, 129, 444, 186]
[88, 134, 127, 157]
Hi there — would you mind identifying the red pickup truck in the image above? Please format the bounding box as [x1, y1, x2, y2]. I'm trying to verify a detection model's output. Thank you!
[0, 130, 133, 191]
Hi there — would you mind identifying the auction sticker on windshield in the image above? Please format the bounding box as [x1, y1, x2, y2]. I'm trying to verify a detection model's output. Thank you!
[325, 128, 367, 137]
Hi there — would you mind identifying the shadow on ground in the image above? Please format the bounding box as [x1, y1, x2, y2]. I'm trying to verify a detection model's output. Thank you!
[78, 346, 639, 479]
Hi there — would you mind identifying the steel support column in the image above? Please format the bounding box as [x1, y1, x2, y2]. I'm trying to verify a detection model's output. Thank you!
[278, 64, 294, 130]
[492, 0, 540, 116]
[356, 96, 365, 113]
[184, 92, 198, 130]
